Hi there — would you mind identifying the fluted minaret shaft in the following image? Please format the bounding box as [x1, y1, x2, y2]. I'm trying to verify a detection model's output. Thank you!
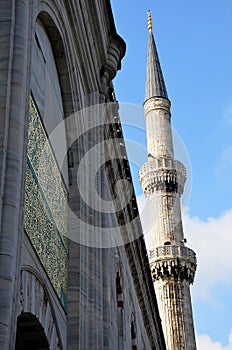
[139, 11, 197, 350]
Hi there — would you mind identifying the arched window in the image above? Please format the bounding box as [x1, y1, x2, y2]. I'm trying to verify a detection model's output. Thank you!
[116, 272, 124, 347]
[131, 320, 137, 350]
[116, 272, 123, 308]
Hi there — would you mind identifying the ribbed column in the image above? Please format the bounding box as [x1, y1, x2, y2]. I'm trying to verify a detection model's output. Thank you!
[148, 193, 184, 247]
[0, 1, 31, 348]
[154, 279, 196, 350]
[144, 98, 174, 160]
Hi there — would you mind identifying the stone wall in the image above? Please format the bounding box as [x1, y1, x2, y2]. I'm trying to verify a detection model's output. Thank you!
[0, 1, 166, 349]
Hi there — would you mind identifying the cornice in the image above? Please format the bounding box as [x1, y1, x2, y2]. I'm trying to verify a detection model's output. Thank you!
[144, 97, 171, 117]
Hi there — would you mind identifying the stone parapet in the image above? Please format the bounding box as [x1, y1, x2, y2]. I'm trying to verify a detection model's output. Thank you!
[139, 158, 186, 196]
[149, 245, 196, 284]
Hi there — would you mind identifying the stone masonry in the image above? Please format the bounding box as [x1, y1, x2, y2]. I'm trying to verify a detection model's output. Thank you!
[0, 2, 166, 349]
[139, 11, 197, 350]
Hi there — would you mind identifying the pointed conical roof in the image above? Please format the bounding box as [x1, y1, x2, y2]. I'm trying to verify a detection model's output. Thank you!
[145, 12, 168, 101]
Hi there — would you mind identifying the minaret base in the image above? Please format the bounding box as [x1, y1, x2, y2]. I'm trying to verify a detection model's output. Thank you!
[154, 278, 196, 350]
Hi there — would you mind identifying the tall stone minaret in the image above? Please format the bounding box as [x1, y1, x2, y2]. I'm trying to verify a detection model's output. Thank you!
[139, 11, 197, 350]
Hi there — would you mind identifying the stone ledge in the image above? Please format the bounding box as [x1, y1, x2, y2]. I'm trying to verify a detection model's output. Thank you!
[144, 97, 171, 114]
[149, 245, 196, 284]
[139, 158, 186, 196]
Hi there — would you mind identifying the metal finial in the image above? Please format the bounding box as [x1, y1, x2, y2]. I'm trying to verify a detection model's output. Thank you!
[147, 10, 153, 32]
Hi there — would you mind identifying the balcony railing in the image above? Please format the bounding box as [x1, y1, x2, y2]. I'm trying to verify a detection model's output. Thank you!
[149, 245, 196, 264]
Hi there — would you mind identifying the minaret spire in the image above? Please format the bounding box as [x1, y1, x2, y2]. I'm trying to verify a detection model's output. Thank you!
[147, 10, 153, 32]
[139, 11, 197, 350]
[145, 10, 168, 102]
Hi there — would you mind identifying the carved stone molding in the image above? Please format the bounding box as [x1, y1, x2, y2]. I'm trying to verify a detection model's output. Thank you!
[149, 246, 196, 284]
[105, 38, 126, 83]
[139, 158, 186, 196]
[144, 97, 171, 116]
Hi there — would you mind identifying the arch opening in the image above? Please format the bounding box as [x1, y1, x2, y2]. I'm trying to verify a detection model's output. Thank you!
[15, 313, 49, 350]
[131, 321, 137, 350]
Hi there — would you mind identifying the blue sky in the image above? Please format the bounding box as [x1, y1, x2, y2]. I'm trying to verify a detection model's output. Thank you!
[111, 1, 232, 349]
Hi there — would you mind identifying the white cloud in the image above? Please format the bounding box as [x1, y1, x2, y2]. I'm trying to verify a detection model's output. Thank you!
[197, 331, 232, 350]
[136, 194, 152, 249]
[183, 209, 232, 303]
[137, 194, 232, 304]
[137, 195, 232, 347]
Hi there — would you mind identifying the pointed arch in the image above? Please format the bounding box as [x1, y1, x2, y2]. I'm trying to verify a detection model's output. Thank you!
[131, 316, 137, 350]
[17, 269, 61, 349]
[115, 262, 124, 348]
[36, 10, 74, 120]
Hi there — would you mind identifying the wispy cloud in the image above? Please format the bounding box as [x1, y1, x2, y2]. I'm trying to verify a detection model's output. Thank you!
[215, 145, 232, 175]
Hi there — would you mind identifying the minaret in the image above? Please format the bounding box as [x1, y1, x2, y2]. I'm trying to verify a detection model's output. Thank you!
[139, 11, 197, 350]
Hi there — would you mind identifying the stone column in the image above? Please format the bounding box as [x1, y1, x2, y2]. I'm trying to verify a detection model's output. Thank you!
[0, 1, 31, 348]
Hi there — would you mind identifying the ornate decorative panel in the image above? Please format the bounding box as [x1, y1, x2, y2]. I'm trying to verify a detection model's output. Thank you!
[24, 96, 68, 309]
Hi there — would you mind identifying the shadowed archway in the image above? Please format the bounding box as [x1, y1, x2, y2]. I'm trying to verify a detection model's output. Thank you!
[15, 313, 49, 350]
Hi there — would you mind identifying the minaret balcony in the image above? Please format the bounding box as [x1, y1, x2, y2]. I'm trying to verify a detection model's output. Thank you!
[139, 158, 186, 196]
[149, 245, 197, 284]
